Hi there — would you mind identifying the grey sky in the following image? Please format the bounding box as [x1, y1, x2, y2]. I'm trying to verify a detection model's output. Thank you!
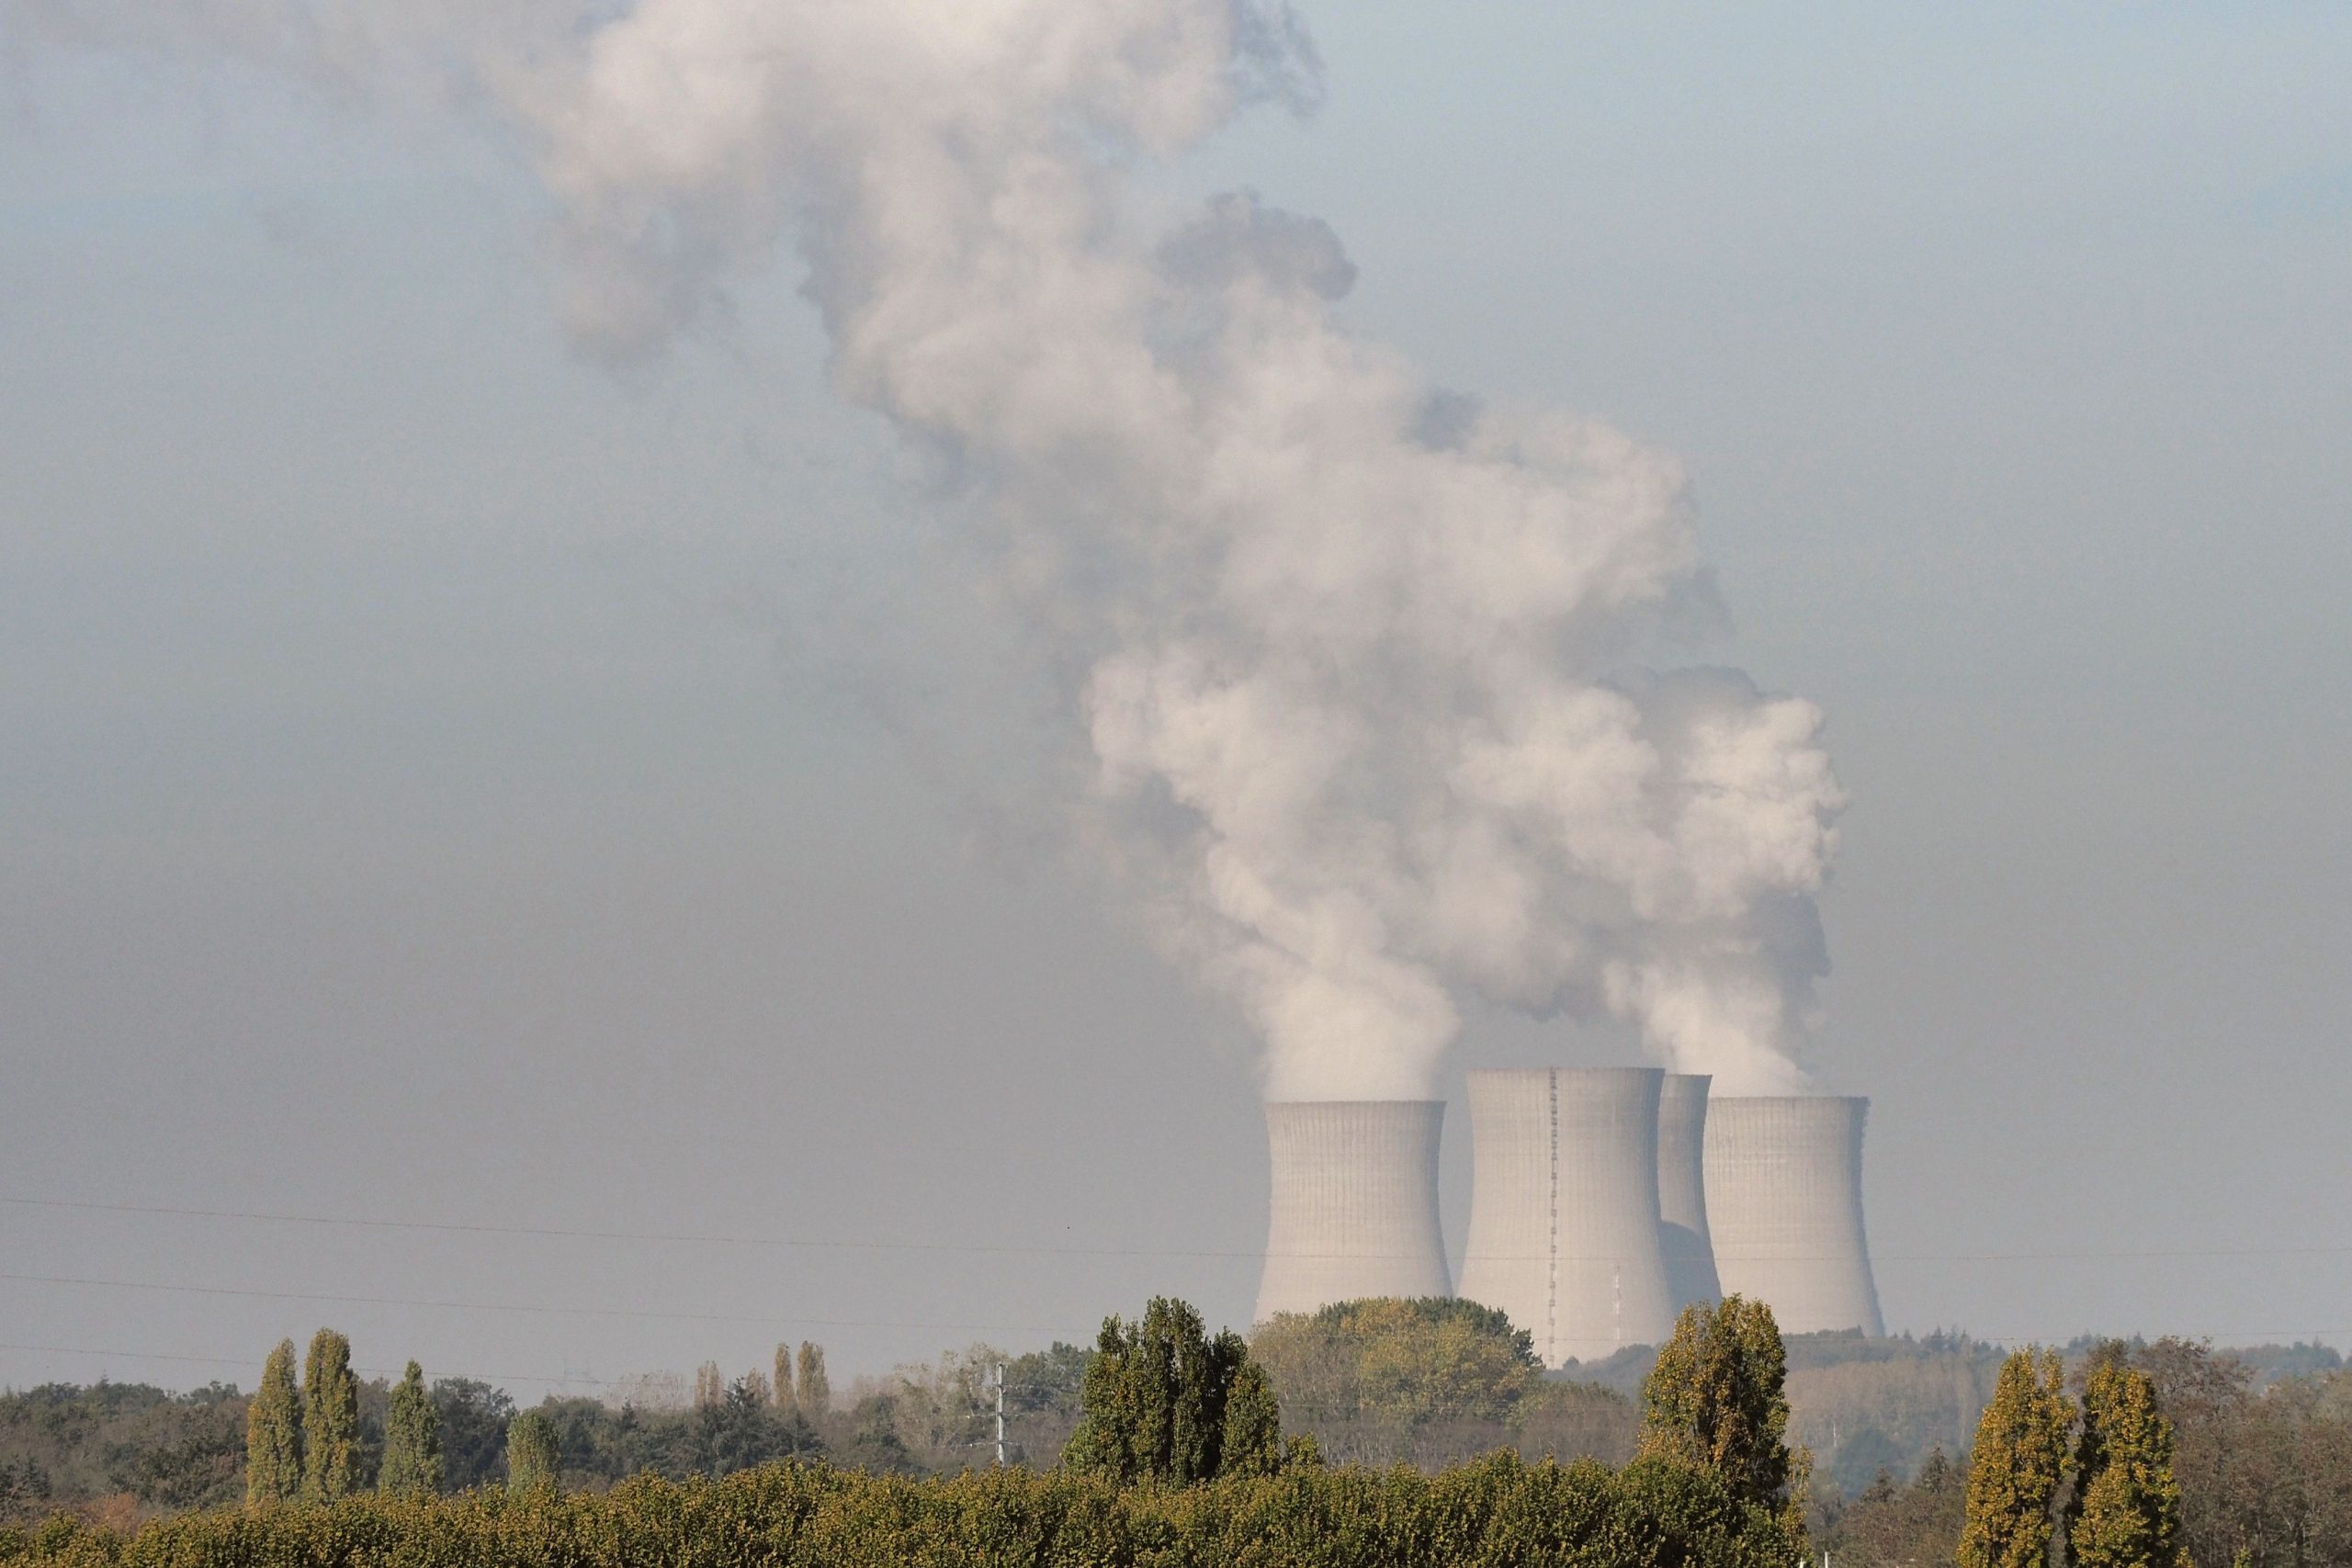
[3, 2, 2348, 1397]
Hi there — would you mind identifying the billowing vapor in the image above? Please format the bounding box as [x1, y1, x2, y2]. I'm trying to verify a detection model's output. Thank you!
[17, 0, 1845, 1098]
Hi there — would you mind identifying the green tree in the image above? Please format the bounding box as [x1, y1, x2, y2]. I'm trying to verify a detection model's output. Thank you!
[243, 1339, 302, 1506]
[1217, 1357, 1283, 1478]
[1062, 1295, 1283, 1483]
[378, 1362, 443, 1495]
[1959, 1348, 2075, 1568]
[796, 1342, 831, 1419]
[2071, 1361, 2187, 1568]
[1251, 1296, 1540, 1428]
[773, 1343, 795, 1410]
[1637, 1294, 1799, 1513]
[504, 1411, 560, 1494]
[299, 1329, 359, 1501]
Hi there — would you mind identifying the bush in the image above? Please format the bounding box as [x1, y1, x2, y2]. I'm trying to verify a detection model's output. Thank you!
[0, 1450, 1797, 1568]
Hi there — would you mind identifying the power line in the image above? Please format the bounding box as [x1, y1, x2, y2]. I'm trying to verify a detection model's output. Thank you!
[0, 1270, 1070, 1337]
[0, 1340, 618, 1391]
[0, 1194, 1218, 1259]
[6, 1194, 2348, 1267]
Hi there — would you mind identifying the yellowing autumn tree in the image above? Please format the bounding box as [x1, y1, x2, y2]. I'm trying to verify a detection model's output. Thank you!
[1960, 1348, 2074, 1568]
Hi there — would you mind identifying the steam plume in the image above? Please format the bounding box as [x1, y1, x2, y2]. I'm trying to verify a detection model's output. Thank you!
[16, 0, 1846, 1097]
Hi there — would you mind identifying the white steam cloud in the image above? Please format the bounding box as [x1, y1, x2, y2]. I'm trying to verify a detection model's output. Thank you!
[16, 0, 1846, 1098]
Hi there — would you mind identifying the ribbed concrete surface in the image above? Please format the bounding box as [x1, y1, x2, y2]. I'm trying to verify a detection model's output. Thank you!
[1703, 1095, 1884, 1336]
[1657, 1073, 1722, 1314]
[1252, 1100, 1452, 1323]
[1457, 1068, 1678, 1367]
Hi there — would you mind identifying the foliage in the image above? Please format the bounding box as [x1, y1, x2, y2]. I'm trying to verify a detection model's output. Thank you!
[0, 1447, 1803, 1568]
[1062, 1297, 1286, 1485]
[795, 1346, 830, 1420]
[503, 1415, 559, 1495]
[513, 1387, 822, 1486]
[0, 1461, 54, 1528]
[1781, 1334, 2009, 1494]
[1823, 1447, 1968, 1568]
[1218, 1359, 1284, 1479]
[1247, 1296, 1633, 1470]
[1959, 1348, 2073, 1568]
[1637, 1295, 1800, 1520]
[242, 1347, 299, 1508]
[2070, 1359, 2187, 1568]
[424, 1381, 513, 1494]
[772, 1346, 795, 1411]
[376, 1365, 440, 1496]
[297, 1333, 357, 1503]
[0, 1383, 243, 1522]
[1253, 1297, 1540, 1427]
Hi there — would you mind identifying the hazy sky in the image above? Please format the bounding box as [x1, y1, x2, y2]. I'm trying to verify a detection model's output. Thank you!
[4, 2, 2349, 1399]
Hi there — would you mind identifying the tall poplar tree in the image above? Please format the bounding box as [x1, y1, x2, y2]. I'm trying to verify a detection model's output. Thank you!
[773, 1343, 795, 1410]
[300, 1329, 360, 1501]
[796, 1342, 831, 1418]
[505, 1412, 560, 1495]
[1960, 1348, 2075, 1568]
[244, 1338, 303, 1506]
[2070, 1361, 2188, 1568]
[1637, 1294, 1800, 1513]
[379, 1361, 444, 1495]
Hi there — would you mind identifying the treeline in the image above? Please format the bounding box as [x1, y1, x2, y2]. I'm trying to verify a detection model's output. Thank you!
[1824, 1337, 2352, 1568]
[0, 1334, 1115, 1527]
[12, 1311, 2349, 1565]
[0, 1337, 865, 1526]
[0, 1294, 1811, 1568]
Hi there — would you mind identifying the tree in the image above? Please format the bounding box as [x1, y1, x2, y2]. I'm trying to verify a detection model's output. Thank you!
[1826, 1448, 1969, 1568]
[697, 1376, 811, 1477]
[1637, 1294, 1799, 1513]
[1250, 1296, 1540, 1429]
[1960, 1348, 2074, 1568]
[797, 1343, 831, 1419]
[428, 1378, 515, 1492]
[1062, 1296, 1284, 1484]
[505, 1411, 560, 1494]
[243, 1339, 302, 1506]
[773, 1344, 795, 1410]
[1217, 1357, 1283, 1478]
[693, 1361, 725, 1409]
[2071, 1361, 2187, 1568]
[378, 1362, 443, 1495]
[299, 1329, 359, 1501]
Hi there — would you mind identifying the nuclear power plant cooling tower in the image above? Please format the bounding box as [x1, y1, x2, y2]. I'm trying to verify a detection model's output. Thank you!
[1252, 1100, 1451, 1323]
[1457, 1068, 1679, 1367]
[1656, 1073, 1722, 1313]
[1702, 1095, 1884, 1336]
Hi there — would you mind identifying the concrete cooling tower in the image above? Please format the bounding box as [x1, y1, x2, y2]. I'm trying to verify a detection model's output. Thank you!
[1657, 1073, 1722, 1314]
[1703, 1095, 1884, 1336]
[1252, 1100, 1452, 1323]
[1457, 1068, 1679, 1367]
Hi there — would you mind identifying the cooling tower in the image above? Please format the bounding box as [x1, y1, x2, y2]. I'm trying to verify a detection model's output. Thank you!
[1457, 1068, 1679, 1367]
[1657, 1073, 1722, 1314]
[1252, 1100, 1452, 1323]
[1702, 1095, 1884, 1336]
